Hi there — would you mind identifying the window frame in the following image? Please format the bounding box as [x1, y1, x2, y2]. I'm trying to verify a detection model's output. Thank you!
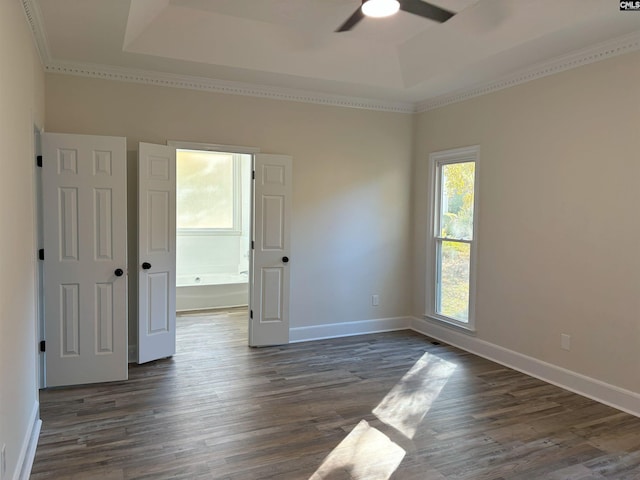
[425, 145, 480, 331]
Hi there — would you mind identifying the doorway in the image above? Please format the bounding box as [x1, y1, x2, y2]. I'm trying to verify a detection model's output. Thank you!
[39, 136, 292, 385]
[174, 148, 253, 313]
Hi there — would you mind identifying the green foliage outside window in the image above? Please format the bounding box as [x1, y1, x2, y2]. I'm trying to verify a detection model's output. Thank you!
[437, 161, 475, 322]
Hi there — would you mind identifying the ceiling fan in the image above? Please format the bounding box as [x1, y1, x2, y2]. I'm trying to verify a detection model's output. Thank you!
[336, 0, 455, 32]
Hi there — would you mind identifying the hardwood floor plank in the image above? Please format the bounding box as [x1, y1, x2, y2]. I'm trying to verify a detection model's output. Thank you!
[32, 309, 640, 479]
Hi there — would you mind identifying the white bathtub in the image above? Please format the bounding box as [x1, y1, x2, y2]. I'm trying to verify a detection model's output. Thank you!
[176, 272, 248, 311]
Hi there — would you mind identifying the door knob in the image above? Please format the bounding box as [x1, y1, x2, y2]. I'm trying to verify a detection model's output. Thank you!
[114, 268, 124, 277]
[142, 262, 152, 270]
[282, 256, 289, 263]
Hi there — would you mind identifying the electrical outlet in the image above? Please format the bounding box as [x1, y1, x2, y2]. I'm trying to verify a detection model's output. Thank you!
[1, 443, 6, 480]
[561, 334, 571, 351]
[371, 294, 379, 307]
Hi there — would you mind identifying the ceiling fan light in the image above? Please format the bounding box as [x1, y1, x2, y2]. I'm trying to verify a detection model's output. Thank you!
[361, 0, 400, 18]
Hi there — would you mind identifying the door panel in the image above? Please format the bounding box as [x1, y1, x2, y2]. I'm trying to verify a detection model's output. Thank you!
[250, 154, 292, 346]
[138, 143, 176, 363]
[96, 283, 114, 352]
[42, 133, 127, 387]
[60, 283, 79, 356]
[262, 267, 283, 320]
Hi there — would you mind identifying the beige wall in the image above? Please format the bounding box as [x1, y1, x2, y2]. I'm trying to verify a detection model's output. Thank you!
[41, 33, 640, 409]
[413, 50, 640, 393]
[45, 75, 414, 347]
[0, 1, 45, 477]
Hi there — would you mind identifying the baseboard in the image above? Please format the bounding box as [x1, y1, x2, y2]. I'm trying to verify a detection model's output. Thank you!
[290, 316, 411, 343]
[15, 401, 41, 480]
[128, 344, 136, 363]
[410, 317, 640, 418]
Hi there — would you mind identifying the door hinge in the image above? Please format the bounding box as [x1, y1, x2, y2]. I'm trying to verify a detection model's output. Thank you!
[251, 240, 254, 250]
[39, 340, 46, 352]
[36, 155, 43, 167]
[38, 249, 44, 260]
[252, 170, 255, 180]
[250, 310, 253, 319]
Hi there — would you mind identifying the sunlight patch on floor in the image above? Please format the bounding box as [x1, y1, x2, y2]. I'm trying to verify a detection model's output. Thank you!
[310, 351, 455, 479]
[309, 420, 405, 480]
[373, 352, 456, 439]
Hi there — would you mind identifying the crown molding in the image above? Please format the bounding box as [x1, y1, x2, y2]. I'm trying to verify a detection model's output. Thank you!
[44, 62, 417, 114]
[416, 30, 640, 113]
[22, 0, 640, 115]
[21, 0, 414, 113]
[21, 0, 51, 65]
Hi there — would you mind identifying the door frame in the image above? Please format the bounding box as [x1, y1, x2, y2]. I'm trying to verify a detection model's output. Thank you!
[168, 141, 260, 341]
[36, 138, 277, 377]
[33, 125, 45, 388]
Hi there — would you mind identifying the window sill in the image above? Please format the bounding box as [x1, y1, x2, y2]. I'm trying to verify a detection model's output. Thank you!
[422, 314, 477, 336]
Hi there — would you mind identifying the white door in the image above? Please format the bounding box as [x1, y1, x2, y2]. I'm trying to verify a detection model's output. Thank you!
[250, 154, 292, 346]
[138, 142, 176, 363]
[42, 133, 128, 387]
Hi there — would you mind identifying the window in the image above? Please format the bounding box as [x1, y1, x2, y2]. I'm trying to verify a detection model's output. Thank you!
[428, 146, 479, 329]
[176, 149, 241, 234]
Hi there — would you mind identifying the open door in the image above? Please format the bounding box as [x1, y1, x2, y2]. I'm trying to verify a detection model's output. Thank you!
[42, 133, 128, 387]
[137, 142, 177, 363]
[250, 154, 292, 346]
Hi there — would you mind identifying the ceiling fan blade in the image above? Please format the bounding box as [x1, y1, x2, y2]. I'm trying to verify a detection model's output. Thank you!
[399, 0, 454, 23]
[336, 7, 365, 32]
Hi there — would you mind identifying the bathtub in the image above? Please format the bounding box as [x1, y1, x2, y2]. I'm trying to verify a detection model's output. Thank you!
[176, 272, 248, 311]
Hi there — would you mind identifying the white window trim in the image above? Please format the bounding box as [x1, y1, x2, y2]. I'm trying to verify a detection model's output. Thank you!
[171, 141, 259, 235]
[425, 145, 480, 332]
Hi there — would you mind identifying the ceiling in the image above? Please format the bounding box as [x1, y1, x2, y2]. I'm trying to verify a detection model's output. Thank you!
[28, 0, 640, 110]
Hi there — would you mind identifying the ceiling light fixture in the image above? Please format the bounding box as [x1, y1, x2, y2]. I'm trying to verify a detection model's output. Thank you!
[361, 0, 400, 18]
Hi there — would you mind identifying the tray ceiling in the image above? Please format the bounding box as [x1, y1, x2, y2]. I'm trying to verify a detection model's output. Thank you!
[28, 0, 640, 108]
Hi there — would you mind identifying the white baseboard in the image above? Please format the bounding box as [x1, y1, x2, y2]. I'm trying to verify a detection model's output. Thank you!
[290, 316, 411, 343]
[15, 401, 41, 480]
[410, 316, 640, 418]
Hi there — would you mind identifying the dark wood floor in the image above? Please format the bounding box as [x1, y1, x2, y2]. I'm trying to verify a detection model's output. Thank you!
[32, 309, 640, 479]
